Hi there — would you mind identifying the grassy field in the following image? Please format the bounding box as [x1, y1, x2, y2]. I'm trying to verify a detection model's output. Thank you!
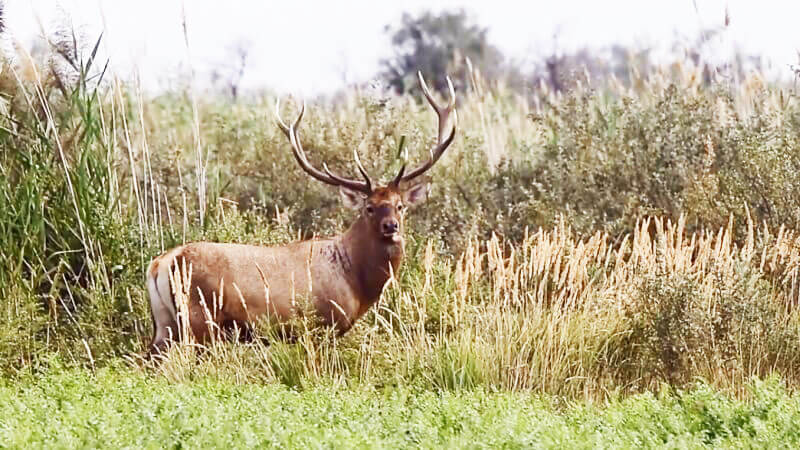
[2, 366, 800, 448]
[2, 36, 800, 446]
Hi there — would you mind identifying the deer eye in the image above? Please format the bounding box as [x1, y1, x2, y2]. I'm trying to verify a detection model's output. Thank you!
[365, 205, 375, 215]
[397, 203, 405, 212]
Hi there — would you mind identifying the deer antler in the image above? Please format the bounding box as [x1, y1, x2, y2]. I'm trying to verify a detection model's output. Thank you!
[392, 71, 458, 186]
[275, 98, 372, 193]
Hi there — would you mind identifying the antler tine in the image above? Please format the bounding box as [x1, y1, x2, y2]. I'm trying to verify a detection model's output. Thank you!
[275, 97, 305, 139]
[395, 73, 458, 184]
[320, 149, 372, 192]
[417, 71, 456, 143]
[400, 108, 458, 183]
[322, 150, 372, 194]
[352, 148, 373, 192]
[287, 124, 332, 184]
[391, 164, 406, 187]
[277, 97, 371, 193]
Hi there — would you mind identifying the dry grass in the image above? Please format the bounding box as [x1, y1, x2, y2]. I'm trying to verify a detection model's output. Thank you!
[139, 211, 800, 400]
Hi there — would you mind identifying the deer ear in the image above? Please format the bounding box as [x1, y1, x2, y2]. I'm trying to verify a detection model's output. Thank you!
[403, 181, 429, 206]
[339, 186, 366, 210]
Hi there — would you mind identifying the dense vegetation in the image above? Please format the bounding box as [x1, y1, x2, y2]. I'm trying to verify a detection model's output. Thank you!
[2, 22, 800, 445]
[3, 367, 800, 448]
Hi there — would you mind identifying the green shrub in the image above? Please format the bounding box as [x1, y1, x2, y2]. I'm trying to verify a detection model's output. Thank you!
[619, 266, 800, 387]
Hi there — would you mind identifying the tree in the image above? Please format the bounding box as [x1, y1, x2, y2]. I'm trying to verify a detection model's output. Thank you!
[380, 10, 505, 95]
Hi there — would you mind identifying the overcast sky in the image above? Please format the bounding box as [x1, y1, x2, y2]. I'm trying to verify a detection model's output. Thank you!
[5, 1, 800, 95]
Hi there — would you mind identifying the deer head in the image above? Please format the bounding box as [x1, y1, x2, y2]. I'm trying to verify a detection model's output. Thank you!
[275, 72, 457, 244]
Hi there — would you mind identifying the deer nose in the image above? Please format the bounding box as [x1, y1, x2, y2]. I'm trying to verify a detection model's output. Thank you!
[382, 220, 399, 235]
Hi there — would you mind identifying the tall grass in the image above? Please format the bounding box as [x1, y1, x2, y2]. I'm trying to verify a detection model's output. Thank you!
[143, 213, 800, 399]
[2, 39, 800, 400]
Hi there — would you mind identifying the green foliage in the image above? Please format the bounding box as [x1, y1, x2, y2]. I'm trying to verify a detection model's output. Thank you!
[3, 367, 800, 448]
[428, 339, 486, 391]
[624, 274, 700, 384]
[618, 268, 800, 387]
[523, 82, 800, 238]
[0, 37, 148, 372]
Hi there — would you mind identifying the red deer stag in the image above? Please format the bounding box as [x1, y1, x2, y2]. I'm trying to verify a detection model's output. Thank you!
[146, 72, 457, 354]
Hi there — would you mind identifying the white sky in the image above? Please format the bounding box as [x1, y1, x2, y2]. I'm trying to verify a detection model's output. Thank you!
[5, 1, 800, 95]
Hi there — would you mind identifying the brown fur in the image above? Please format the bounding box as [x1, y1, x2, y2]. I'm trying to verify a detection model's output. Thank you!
[147, 185, 418, 354]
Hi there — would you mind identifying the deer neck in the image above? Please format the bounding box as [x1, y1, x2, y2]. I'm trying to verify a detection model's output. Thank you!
[336, 216, 404, 303]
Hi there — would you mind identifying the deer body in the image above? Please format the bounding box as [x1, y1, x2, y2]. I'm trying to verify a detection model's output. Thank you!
[146, 72, 456, 354]
[148, 193, 405, 349]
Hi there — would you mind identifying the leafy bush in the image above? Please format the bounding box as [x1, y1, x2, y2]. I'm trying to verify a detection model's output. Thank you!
[619, 266, 800, 387]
